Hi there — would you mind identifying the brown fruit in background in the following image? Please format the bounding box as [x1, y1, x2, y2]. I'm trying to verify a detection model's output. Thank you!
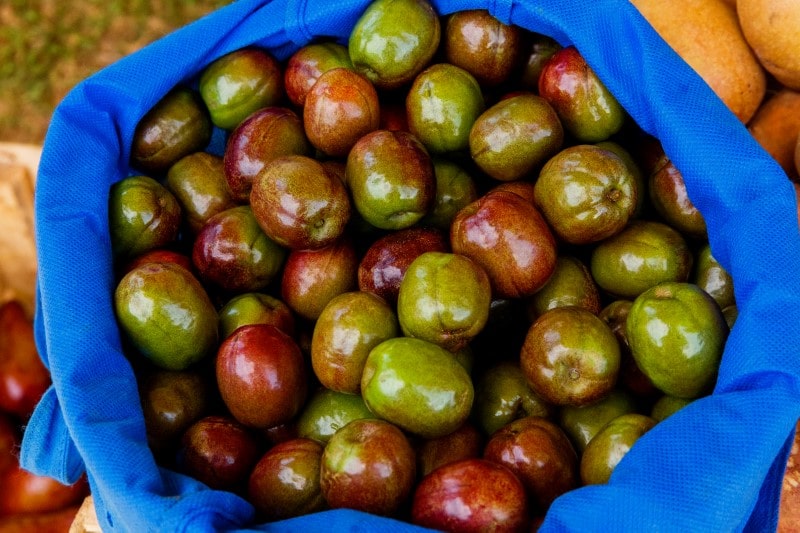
[630, 0, 765, 123]
[303, 68, 380, 157]
[779, 421, 800, 533]
[0, 469, 88, 517]
[0, 505, 81, 532]
[737, 0, 800, 91]
[0, 300, 50, 420]
[748, 88, 800, 182]
[216, 324, 307, 429]
[451, 190, 557, 299]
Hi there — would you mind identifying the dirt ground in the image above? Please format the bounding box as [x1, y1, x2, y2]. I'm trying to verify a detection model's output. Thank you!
[0, 0, 230, 144]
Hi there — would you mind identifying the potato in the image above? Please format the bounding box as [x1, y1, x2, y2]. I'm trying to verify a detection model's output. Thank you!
[737, 0, 800, 91]
[630, 0, 766, 123]
[748, 89, 800, 182]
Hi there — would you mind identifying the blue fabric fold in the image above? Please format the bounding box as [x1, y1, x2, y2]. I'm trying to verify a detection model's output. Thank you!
[20, 0, 800, 531]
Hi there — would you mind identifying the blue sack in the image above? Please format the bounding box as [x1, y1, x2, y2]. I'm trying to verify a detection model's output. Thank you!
[20, 0, 800, 531]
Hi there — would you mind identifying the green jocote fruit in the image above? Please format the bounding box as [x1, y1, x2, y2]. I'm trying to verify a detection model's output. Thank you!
[626, 281, 728, 398]
[361, 337, 474, 439]
[108, 175, 182, 259]
[114, 261, 218, 370]
[397, 252, 491, 352]
[406, 63, 485, 153]
[348, 0, 440, 89]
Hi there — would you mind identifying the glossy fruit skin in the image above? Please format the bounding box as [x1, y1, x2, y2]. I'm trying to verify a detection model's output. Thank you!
[320, 418, 416, 516]
[693, 244, 735, 310]
[538, 46, 625, 142]
[130, 88, 212, 175]
[248, 438, 326, 521]
[473, 361, 554, 436]
[115, 262, 218, 370]
[525, 255, 601, 319]
[250, 155, 351, 250]
[165, 151, 237, 233]
[311, 291, 398, 394]
[484, 416, 578, 513]
[651, 394, 693, 422]
[491, 180, 538, 204]
[534, 144, 638, 244]
[296, 387, 376, 444]
[303, 68, 380, 157]
[223, 107, 311, 202]
[519, 33, 562, 90]
[348, 0, 440, 90]
[411, 458, 529, 533]
[450, 190, 558, 299]
[406, 63, 485, 153]
[0, 413, 15, 473]
[598, 300, 658, 398]
[579, 413, 656, 485]
[121, 248, 192, 277]
[199, 48, 283, 130]
[444, 9, 523, 87]
[285, 42, 353, 107]
[648, 155, 707, 240]
[590, 220, 693, 299]
[596, 140, 647, 217]
[421, 158, 479, 229]
[178, 415, 261, 492]
[559, 388, 638, 452]
[397, 252, 491, 352]
[470, 93, 564, 181]
[417, 422, 483, 478]
[139, 369, 210, 458]
[357, 227, 448, 306]
[218, 292, 295, 340]
[108, 175, 182, 259]
[626, 282, 728, 399]
[346, 130, 435, 230]
[361, 337, 474, 439]
[0, 301, 50, 419]
[192, 206, 287, 293]
[280, 238, 358, 321]
[216, 324, 307, 428]
[0, 468, 88, 517]
[521, 306, 621, 407]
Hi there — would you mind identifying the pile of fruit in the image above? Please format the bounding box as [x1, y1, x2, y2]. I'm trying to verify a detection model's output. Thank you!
[106, 0, 774, 530]
[0, 300, 88, 531]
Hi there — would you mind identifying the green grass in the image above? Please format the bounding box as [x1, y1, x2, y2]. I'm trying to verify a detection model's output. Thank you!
[0, 0, 231, 143]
